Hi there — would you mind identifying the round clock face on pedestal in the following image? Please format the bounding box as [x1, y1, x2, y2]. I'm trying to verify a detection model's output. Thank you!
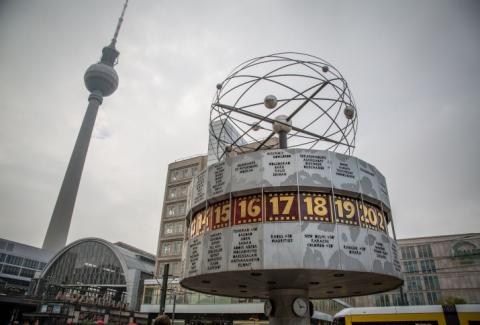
[292, 297, 309, 317]
[264, 299, 274, 316]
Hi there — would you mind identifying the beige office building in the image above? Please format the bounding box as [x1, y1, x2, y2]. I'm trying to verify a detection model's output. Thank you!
[155, 155, 208, 277]
[155, 116, 277, 277]
[353, 233, 480, 307]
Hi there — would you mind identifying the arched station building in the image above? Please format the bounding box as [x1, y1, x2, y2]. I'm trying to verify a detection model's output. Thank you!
[30, 238, 154, 323]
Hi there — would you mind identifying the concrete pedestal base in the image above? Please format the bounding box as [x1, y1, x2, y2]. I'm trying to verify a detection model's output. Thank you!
[269, 289, 310, 325]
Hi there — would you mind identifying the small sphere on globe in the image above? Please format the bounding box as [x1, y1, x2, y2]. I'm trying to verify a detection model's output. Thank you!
[273, 115, 292, 133]
[264, 94, 278, 109]
[84, 62, 119, 97]
[344, 105, 355, 120]
[216, 83, 223, 90]
[322, 66, 329, 73]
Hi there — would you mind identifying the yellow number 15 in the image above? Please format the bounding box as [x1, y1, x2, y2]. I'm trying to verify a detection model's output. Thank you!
[214, 203, 229, 223]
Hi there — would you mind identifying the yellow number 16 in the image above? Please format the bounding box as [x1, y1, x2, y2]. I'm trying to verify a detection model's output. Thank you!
[238, 198, 261, 218]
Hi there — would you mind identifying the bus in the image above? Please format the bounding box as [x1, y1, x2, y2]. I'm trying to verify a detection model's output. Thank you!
[333, 305, 480, 325]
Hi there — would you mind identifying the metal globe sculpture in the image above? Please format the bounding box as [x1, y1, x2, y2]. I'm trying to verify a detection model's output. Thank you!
[209, 52, 358, 162]
[183, 53, 402, 324]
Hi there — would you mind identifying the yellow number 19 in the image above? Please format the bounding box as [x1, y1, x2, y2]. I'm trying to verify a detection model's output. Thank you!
[335, 198, 356, 219]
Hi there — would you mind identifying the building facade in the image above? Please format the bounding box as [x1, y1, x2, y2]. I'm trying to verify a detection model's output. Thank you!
[155, 136, 279, 278]
[207, 118, 247, 166]
[0, 238, 53, 296]
[352, 233, 480, 307]
[0, 238, 54, 324]
[156, 155, 208, 277]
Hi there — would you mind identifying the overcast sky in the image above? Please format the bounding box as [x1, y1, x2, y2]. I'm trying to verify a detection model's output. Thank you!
[0, 0, 479, 254]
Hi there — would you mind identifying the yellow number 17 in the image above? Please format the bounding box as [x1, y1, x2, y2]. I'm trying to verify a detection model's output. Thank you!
[270, 195, 294, 215]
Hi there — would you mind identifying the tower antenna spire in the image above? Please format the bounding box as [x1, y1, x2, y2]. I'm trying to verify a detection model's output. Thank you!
[111, 0, 129, 47]
[99, 0, 129, 66]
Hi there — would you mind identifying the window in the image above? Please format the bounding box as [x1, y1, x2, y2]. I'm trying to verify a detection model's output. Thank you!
[5, 254, 24, 266]
[20, 268, 35, 278]
[39, 262, 46, 270]
[418, 244, 433, 258]
[143, 286, 155, 304]
[2, 264, 20, 276]
[424, 275, 440, 290]
[420, 259, 436, 273]
[0, 253, 5, 263]
[170, 262, 181, 275]
[406, 276, 422, 291]
[167, 204, 177, 217]
[168, 187, 178, 200]
[375, 294, 391, 307]
[164, 221, 184, 236]
[403, 260, 418, 273]
[170, 167, 195, 182]
[166, 202, 187, 218]
[170, 170, 181, 182]
[157, 261, 181, 276]
[408, 292, 425, 305]
[391, 293, 403, 306]
[161, 241, 183, 256]
[23, 258, 39, 269]
[168, 185, 188, 200]
[178, 185, 187, 198]
[426, 292, 439, 305]
[401, 246, 416, 260]
[178, 202, 186, 215]
[182, 168, 192, 179]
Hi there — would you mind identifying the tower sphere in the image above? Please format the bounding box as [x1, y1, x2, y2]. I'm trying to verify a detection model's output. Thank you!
[84, 62, 119, 96]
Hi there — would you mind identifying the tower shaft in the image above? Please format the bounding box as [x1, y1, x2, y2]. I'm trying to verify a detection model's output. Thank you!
[42, 91, 103, 252]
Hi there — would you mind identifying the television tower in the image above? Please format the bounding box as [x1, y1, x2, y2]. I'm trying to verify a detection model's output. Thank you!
[42, 0, 129, 252]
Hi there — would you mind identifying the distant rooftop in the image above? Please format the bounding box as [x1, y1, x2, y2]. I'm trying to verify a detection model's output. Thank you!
[0, 237, 54, 262]
[113, 241, 155, 260]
